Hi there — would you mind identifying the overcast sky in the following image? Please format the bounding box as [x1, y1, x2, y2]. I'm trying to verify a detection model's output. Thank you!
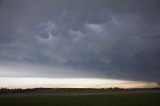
[0, 0, 160, 84]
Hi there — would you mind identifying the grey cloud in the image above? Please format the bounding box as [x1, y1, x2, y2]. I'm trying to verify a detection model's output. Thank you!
[0, 0, 160, 82]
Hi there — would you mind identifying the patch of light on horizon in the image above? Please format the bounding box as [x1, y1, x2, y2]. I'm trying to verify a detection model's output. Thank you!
[0, 77, 159, 89]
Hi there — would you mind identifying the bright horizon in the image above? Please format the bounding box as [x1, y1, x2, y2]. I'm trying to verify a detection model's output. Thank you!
[0, 77, 159, 89]
[1, 64, 159, 89]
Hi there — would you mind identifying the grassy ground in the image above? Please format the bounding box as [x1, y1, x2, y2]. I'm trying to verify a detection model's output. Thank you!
[0, 93, 160, 106]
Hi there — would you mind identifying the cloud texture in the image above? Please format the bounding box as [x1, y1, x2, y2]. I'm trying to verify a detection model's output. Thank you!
[0, 0, 160, 82]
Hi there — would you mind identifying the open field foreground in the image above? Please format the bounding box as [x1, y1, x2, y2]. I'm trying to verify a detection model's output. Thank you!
[0, 92, 160, 106]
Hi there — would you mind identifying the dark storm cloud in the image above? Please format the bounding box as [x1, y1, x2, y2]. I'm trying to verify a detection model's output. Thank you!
[0, 0, 160, 82]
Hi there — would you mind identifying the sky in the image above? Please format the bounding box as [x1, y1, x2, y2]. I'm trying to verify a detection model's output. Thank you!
[0, 0, 160, 88]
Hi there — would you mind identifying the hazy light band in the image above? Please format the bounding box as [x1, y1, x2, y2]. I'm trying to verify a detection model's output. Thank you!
[0, 77, 159, 89]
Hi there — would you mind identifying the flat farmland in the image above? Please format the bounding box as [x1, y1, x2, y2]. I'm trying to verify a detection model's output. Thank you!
[0, 92, 160, 106]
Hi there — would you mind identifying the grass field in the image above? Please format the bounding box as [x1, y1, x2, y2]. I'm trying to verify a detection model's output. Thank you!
[0, 92, 160, 106]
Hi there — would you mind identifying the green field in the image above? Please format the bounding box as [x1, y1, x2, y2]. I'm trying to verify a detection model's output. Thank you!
[0, 93, 160, 106]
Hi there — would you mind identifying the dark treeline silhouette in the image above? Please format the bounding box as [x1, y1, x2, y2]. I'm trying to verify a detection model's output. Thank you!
[0, 88, 36, 94]
[0, 87, 160, 94]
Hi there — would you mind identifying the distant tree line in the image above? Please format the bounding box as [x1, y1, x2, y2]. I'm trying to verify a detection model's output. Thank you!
[0, 88, 36, 94]
[0, 87, 160, 94]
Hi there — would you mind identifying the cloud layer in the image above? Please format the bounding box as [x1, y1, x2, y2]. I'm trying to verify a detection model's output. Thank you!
[0, 0, 160, 82]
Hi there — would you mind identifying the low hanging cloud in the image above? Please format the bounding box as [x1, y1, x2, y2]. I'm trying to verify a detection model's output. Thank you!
[0, 0, 160, 82]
